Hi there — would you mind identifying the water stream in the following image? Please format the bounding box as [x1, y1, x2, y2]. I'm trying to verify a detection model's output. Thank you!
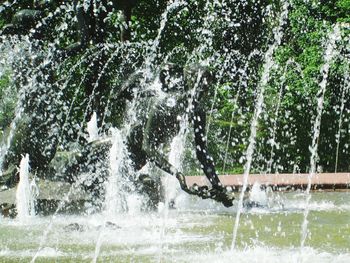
[265, 59, 303, 174]
[300, 24, 341, 249]
[334, 62, 350, 173]
[15, 154, 36, 223]
[231, 1, 289, 250]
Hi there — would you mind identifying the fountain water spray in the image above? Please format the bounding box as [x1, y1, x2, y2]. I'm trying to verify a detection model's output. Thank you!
[265, 59, 304, 174]
[300, 24, 341, 249]
[166, 121, 187, 203]
[104, 128, 128, 216]
[80, 47, 123, 137]
[16, 154, 37, 222]
[221, 54, 253, 172]
[248, 182, 268, 207]
[334, 62, 349, 172]
[0, 38, 36, 173]
[86, 112, 99, 143]
[91, 27, 186, 259]
[231, 1, 289, 250]
[143, 0, 186, 71]
[158, 117, 188, 261]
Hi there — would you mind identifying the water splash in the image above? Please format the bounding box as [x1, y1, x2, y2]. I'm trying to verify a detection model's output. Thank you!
[249, 182, 268, 207]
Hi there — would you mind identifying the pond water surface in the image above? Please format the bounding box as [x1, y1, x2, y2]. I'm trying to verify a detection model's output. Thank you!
[0, 191, 349, 262]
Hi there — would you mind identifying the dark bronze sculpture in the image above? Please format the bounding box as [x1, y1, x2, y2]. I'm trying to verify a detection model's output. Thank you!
[122, 64, 234, 207]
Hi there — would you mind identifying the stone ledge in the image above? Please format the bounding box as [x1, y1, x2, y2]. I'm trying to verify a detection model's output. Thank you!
[186, 173, 350, 191]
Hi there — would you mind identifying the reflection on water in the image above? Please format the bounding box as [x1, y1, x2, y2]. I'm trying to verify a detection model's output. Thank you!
[0, 191, 349, 262]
